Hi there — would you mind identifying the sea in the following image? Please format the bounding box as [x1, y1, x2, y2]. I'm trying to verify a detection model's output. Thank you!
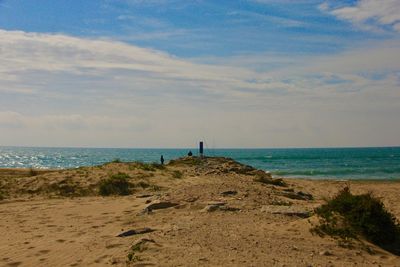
[0, 146, 399, 180]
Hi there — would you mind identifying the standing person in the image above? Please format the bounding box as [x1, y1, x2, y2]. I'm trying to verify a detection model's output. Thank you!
[160, 155, 165, 165]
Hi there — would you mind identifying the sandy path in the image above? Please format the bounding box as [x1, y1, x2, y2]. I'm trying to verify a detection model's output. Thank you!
[0, 196, 146, 267]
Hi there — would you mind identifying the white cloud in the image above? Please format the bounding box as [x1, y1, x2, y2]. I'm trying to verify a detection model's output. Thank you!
[0, 29, 274, 98]
[0, 29, 399, 147]
[321, 0, 400, 32]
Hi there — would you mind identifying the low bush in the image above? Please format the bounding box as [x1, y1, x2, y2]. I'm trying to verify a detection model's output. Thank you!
[99, 172, 133, 196]
[171, 170, 183, 179]
[136, 162, 156, 172]
[313, 187, 400, 255]
[127, 239, 154, 262]
[151, 162, 165, 170]
[136, 181, 150, 189]
[111, 158, 122, 163]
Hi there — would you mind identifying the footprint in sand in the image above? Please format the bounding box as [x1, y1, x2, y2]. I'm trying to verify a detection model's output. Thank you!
[35, 249, 50, 256]
[6, 262, 22, 267]
[105, 243, 123, 249]
[94, 255, 109, 263]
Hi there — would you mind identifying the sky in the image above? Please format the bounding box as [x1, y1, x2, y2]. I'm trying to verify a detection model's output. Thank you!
[0, 0, 399, 148]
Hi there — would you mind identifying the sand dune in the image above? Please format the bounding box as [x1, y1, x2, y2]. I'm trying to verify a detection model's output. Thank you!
[1, 157, 400, 266]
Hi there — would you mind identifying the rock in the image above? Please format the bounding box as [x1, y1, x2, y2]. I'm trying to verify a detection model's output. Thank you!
[219, 206, 241, 212]
[144, 201, 179, 212]
[207, 201, 226, 206]
[297, 191, 313, 200]
[185, 196, 199, 202]
[202, 202, 240, 212]
[231, 165, 256, 175]
[255, 176, 286, 187]
[319, 250, 333, 256]
[251, 169, 272, 178]
[281, 191, 313, 201]
[220, 190, 238, 196]
[261, 205, 312, 218]
[117, 227, 155, 237]
[136, 194, 153, 198]
[202, 204, 221, 212]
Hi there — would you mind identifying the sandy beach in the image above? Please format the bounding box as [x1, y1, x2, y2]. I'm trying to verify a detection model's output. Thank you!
[1, 157, 400, 266]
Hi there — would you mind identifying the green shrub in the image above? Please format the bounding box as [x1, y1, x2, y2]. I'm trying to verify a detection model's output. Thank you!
[48, 183, 92, 197]
[127, 239, 154, 262]
[168, 157, 201, 166]
[149, 185, 162, 191]
[133, 162, 157, 171]
[151, 162, 165, 170]
[313, 187, 400, 255]
[136, 181, 150, 189]
[99, 172, 133, 196]
[171, 170, 183, 179]
[111, 158, 122, 163]
[57, 184, 76, 196]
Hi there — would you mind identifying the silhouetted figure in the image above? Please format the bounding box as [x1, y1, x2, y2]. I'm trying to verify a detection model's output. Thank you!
[160, 155, 164, 165]
[188, 150, 193, 156]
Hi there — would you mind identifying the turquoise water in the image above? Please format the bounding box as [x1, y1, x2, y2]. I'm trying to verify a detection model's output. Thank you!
[0, 146, 399, 180]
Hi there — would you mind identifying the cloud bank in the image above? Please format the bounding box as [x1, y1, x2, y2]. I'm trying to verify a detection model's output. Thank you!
[0, 29, 399, 147]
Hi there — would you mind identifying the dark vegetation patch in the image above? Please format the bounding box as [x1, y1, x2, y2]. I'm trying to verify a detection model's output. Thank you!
[168, 157, 202, 166]
[99, 172, 133, 196]
[48, 183, 92, 197]
[150, 163, 165, 170]
[130, 162, 166, 172]
[127, 238, 156, 262]
[171, 170, 183, 179]
[149, 184, 162, 191]
[312, 187, 400, 255]
[136, 181, 150, 189]
[139, 163, 156, 172]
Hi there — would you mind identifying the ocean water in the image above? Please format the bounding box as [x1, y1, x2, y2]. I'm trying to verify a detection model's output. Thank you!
[0, 146, 399, 180]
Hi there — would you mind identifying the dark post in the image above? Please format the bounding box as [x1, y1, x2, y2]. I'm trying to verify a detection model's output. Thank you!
[199, 141, 204, 157]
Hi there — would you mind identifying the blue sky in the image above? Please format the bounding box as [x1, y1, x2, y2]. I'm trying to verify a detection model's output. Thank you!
[0, 0, 399, 147]
[0, 0, 377, 56]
